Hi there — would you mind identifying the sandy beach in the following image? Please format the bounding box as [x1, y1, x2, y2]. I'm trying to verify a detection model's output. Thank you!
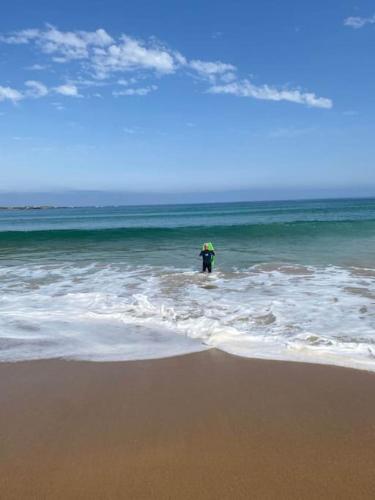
[1, 350, 375, 499]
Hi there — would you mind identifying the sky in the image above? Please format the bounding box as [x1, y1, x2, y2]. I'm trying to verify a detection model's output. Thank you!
[0, 0, 374, 203]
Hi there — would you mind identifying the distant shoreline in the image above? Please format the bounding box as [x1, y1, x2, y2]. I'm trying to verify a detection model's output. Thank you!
[0, 196, 375, 211]
[0, 206, 65, 210]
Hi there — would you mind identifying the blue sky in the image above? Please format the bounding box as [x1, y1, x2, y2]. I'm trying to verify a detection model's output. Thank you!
[0, 0, 374, 201]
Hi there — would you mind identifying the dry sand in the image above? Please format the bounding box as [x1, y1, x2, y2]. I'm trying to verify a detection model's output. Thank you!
[1, 350, 375, 499]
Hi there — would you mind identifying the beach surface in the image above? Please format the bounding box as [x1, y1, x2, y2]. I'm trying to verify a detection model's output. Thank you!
[1, 350, 375, 499]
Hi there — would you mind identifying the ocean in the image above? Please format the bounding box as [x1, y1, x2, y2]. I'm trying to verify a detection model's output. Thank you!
[0, 198, 375, 370]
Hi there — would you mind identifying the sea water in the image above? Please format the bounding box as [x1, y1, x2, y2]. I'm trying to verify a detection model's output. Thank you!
[0, 198, 375, 370]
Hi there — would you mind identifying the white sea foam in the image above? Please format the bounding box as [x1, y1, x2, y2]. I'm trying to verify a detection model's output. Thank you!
[0, 262, 374, 371]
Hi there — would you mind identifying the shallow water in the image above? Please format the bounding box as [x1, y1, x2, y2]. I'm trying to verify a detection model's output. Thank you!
[1, 199, 375, 370]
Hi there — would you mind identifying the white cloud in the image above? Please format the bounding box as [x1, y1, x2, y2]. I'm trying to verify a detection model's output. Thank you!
[54, 84, 80, 96]
[173, 51, 187, 66]
[118, 77, 139, 86]
[69, 78, 108, 88]
[3, 26, 181, 77]
[123, 127, 139, 134]
[0, 80, 81, 104]
[189, 59, 236, 76]
[1, 25, 113, 62]
[0, 28, 40, 44]
[0, 25, 332, 109]
[208, 80, 332, 109]
[52, 101, 65, 111]
[344, 14, 375, 29]
[189, 59, 236, 82]
[0, 86, 23, 103]
[25, 80, 49, 97]
[113, 85, 157, 96]
[26, 63, 47, 70]
[12, 135, 32, 141]
[92, 36, 177, 78]
[219, 71, 237, 83]
[2, 25, 227, 80]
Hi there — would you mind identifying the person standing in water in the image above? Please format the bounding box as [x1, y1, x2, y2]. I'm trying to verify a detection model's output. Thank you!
[200, 243, 215, 273]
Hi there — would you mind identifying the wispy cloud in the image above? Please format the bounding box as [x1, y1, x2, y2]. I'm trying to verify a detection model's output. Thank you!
[1, 24, 113, 61]
[26, 63, 48, 70]
[123, 126, 142, 134]
[52, 101, 65, 111]
[344, 14, 375, 29]
[208, 80, 332, 109]
[0, 80, 82, 102]
[12, 135, 32, 141]
[113, 85, 157, 96]
[25, 80, 49, 97]
[0, 24, 333, 109]
[92, 36, 178, 78]
[54, 83, 80, 96]
[0, 28, 40, 44]
[0, 86, 24, 103]
[1, 25, 178, 76]
[118, 77, 140, 86]
[189, 59, 236, 82]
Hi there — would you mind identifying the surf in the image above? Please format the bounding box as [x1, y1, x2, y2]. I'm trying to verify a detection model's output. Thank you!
[0, 261, 374, 371]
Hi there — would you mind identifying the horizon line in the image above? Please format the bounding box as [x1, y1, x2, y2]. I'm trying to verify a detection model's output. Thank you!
[1, 194, 374, 209]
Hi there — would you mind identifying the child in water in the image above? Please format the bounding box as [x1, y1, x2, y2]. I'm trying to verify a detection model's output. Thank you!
[200, 243, 215, 273]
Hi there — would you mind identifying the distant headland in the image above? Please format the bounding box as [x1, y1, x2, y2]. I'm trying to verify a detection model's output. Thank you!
[0, 206, 62, 210]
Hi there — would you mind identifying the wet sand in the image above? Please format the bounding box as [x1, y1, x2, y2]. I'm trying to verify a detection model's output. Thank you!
[1, 350, 375, 499]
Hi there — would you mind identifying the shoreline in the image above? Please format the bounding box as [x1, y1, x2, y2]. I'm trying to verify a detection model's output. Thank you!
[3, 348, 375, 374]
[1, 350, 375, 499]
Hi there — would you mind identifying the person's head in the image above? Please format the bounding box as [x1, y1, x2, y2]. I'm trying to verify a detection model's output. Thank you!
[204, 243, 208, 250]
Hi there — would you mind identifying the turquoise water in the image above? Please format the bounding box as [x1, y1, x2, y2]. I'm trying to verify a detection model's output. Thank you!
[0, 198, 375, 369]
[1, 198, 375, 268]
